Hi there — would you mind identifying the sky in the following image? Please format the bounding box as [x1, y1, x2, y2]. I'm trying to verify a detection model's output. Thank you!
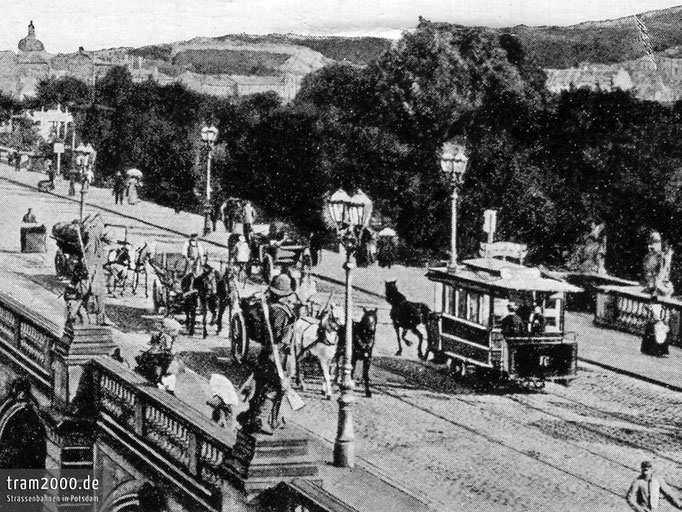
[3, 0, 681, 54]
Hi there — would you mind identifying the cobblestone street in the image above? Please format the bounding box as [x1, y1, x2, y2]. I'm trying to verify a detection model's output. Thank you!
[4, 167, 682, 511]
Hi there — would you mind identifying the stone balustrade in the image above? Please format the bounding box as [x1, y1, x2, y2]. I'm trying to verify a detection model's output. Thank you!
[0, 290, 57, 390]
[92, 357, 234, 501]
[594, 285, 682, 346]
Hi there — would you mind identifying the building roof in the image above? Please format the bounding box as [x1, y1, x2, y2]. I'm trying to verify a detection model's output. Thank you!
[426, 258, 583, 294]
[18, 21, 45, 53]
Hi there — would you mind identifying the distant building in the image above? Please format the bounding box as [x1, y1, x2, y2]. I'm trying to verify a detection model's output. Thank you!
[0, 21, 320, 103]
[26, 105, 74, 141]
[545, 65, 634, 94]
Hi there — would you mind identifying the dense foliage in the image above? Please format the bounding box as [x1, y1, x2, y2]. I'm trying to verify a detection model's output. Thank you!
[28, 19, 682, 285]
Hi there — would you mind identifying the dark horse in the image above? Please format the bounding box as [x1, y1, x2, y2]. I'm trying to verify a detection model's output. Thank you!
[385, 280, 430, 359]
[181, 261, 239, 337]
[338, 308, 378, 398]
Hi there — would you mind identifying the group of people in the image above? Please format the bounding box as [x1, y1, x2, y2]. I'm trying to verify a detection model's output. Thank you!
[112, 171, 140, 205]
[500, 301, 546, 338]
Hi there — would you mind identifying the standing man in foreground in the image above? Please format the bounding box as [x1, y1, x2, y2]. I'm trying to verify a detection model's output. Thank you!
[237, 274, 298, 435]
[626, 461, 682, 511]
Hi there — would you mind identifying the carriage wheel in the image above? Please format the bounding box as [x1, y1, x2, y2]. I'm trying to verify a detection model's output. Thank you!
[262, 254, 274, 284]
[55, 250, 67, 278]
[230, 311, 248, 363]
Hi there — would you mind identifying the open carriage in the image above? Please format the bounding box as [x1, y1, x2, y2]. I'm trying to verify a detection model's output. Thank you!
[247, 224, 312, 284]
[149, 242, 195, 315]
[426, 258, 582, 388]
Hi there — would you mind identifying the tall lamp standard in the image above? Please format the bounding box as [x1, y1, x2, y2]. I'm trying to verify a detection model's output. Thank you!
[325, 188, 373, 468]
[74, 143, 94, 222]
[200, 124, 219, 236]
[440, 143, 468, 270]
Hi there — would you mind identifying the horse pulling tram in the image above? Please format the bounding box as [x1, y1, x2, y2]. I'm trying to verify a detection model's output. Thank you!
[426, 258, 582, 388]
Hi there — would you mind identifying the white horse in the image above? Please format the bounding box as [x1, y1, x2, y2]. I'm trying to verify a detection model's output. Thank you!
[293, 304, 344, 399]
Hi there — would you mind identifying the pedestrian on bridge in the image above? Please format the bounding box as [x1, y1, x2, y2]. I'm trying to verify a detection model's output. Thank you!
[21, 208, 37, 224]
[626, 461, 682, 512]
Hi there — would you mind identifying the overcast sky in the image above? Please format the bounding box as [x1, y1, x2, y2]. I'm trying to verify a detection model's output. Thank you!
[3, 0, 681, 54]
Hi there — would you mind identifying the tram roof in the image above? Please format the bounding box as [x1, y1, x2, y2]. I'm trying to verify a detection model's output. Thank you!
[426, 258, 583, 294]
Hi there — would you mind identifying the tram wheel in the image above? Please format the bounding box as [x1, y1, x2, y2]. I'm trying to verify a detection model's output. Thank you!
[230, 311, 248, 363]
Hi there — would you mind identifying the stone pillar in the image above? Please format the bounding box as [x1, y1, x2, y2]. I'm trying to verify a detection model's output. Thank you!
[52, 324, 116, 412]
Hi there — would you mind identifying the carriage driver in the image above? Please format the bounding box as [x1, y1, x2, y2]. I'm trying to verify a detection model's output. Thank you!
[238, 273, 298, 436]
[181, 233, 206, 266]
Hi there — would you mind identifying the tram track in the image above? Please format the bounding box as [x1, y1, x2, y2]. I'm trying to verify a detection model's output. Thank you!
[369, 357, 682, 497]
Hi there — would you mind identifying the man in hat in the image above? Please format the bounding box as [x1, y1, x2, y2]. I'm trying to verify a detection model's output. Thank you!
[626, 460, 682, 511]
[21, 208, 37, 224]
[181, 233, 206, 267]
[501, 301, 524, 338]
[238, 273, 298, 435]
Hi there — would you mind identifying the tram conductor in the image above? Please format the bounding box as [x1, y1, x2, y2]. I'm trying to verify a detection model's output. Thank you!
[501, 302, 524, 338]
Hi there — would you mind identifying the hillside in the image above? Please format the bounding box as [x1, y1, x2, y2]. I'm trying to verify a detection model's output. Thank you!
[507, 6, 682, 68]
[127, 6, 682, 75]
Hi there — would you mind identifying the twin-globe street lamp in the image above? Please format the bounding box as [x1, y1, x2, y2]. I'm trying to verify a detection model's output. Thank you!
[440, 142, 469, 269]
[74, 143, 95, 222]
[325, 188, 373, 468]
[201, 125, 219, 236]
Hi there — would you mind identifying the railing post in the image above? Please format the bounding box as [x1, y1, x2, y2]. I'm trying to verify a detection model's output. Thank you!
[134, 396, 145, 437]
[188, 431, 199, 477]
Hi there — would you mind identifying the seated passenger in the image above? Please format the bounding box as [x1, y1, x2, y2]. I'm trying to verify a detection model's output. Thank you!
[529, 304, 546, 335]
[501, 302, 524, 338]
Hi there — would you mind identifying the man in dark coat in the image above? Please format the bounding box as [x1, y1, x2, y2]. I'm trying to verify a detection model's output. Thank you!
[501, 302, 524, 338]
[238, 274, 297, 435]
[113, 171, 126, 205]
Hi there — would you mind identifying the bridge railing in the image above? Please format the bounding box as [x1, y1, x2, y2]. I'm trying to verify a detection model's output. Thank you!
[91, 357, 235, 507]
[594, 285, 682, 346]
[0, 290, 57, 390]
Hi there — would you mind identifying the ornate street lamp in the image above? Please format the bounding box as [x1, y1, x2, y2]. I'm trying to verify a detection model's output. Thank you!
[440, 142, 468, 269]
[74, 143, 95, 222]
[200, 124, 219, 235]
[325, 188, 373, 468]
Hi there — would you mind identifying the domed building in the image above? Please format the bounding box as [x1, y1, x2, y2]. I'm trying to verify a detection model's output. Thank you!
[18, 21, 45, 53]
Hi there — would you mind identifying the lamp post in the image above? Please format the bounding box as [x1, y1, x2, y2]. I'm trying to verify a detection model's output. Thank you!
[200, 124, 219, 235]
[440, 143, 468, 270]
[325, 188, 373, 468]
[74, 143, 94, 222]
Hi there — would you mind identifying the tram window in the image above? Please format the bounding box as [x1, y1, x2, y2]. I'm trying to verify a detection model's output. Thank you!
[443, 286, 457, 316]
[480, 294, 490, 327]
[457, 288, 467, 319]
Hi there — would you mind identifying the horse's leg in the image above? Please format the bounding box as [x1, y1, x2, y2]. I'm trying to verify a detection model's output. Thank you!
[216, 297, 226, 334]
[201, 296, 208, 339]
[414, 327, 425, 360]
[319, 356, 333, 399]
[402, 328, 413, 347]
[186, 300, 195, 336]
[394, 321, 403, 356]
[363, 357, 372, 398]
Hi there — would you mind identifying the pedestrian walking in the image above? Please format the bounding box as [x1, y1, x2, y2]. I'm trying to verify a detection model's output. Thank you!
[626, 461, 682, 511]
[219, 197, 238, 233]
[68, 171, 76, 196]
[113, 171, 125, 205]
[243, 200, 255, 244]
[13, 151, 20, 172]
[309, 231, 323, 266]
[47, 162, 56, 184]
[126, 177, 139, 205]
[181, 233, 206, 267]
[377, 233, 396, 269]
[234, 235, 251, 282]
[641, 302, 670, 357]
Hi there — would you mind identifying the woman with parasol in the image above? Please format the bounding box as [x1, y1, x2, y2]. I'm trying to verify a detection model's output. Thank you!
[125, 168, 143, 205]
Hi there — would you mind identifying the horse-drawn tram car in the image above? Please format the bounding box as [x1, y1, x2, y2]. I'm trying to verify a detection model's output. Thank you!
[426, 258, 582, 388]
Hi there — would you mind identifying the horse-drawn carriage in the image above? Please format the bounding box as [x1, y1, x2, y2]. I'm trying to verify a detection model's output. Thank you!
[425, 258, 582, 388]
[246, 224, 312, 284]
[53, 215, 108, 279]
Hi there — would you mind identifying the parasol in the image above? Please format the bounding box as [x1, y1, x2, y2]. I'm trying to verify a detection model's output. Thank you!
[126, 168, 143, 179]
[378, 227, 397, 237]
[209, 374, 240, 407]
